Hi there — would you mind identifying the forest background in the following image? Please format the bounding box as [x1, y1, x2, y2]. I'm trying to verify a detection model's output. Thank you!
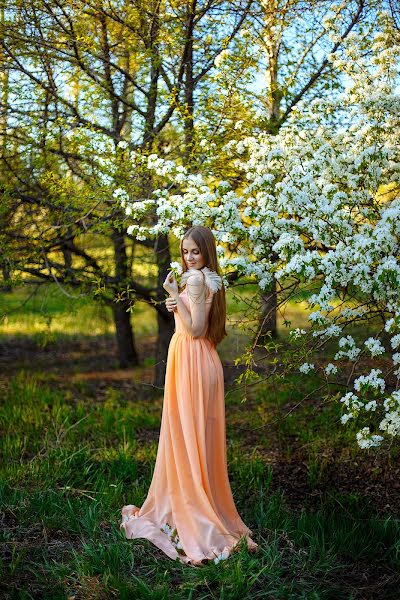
[1, 1, 400, 598]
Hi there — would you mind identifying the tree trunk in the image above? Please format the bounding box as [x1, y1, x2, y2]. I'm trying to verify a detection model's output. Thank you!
[1, 261, 11, 292]
[258, 278, 277, 345]
[154, 232, 174, 387]
[149, 0, 196, 386]
[112, 226, 140, 368]
[0, 2, 12, 293]
[155, 306, 175, 386]
[258, 6, 282, 339]
[183, 1, 196, 164]
[112, 300, 140, 368]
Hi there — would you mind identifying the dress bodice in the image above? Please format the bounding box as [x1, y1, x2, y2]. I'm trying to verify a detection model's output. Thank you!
[174, 285, 214, 339]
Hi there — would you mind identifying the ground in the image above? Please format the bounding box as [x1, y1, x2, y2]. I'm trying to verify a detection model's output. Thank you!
[1, 286, 399, 599]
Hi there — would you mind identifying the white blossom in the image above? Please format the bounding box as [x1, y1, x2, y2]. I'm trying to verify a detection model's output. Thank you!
[325, 363, 338, 375]
[353, 369, 385, 394]
[214, 550, 230, 564]
[170, 261, 182, 273]
[356, 427, 384, 449]
[299, 362, 314, 374]
[364, 338, 385, 356]
[290, 328, 307, 339]
[390, 334, 400, 349]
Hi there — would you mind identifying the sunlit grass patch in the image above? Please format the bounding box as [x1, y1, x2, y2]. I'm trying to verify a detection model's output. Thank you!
[0, 283, 157, 339]
[0, 281, 315, 344]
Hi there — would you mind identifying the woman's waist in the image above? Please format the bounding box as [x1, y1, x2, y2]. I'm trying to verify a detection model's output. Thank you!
[174, 320, 207, 338]
[172, 330, 208, 340]
[172, 330, 214, 345]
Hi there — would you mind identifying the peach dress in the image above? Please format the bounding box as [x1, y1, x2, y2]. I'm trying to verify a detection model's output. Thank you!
[120, 280, 258, 566]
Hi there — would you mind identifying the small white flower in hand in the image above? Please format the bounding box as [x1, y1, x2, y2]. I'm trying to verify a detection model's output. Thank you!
[168, 262, 183, 287]
[170, 261, 183, 275]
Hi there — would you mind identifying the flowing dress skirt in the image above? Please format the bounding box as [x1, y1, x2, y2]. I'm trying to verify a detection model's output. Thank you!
[120, 291, 258, 566]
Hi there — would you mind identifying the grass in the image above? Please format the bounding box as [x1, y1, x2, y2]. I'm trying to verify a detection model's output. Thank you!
[1, 370, 399, 599]
[1, 284, 400, 599]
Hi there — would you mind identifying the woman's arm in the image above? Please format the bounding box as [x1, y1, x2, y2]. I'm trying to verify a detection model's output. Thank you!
[170, 273, 207, 338]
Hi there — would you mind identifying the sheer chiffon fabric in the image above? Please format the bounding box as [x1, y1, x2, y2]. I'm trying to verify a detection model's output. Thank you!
[120, 285, 258, 566]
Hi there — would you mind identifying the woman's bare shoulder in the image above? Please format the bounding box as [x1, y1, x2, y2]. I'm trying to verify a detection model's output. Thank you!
[186, 272, 205, 286]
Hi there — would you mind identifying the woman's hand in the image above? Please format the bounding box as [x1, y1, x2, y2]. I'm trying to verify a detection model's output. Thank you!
[163, 271, 178, 297]
[165, 297, 178, 312]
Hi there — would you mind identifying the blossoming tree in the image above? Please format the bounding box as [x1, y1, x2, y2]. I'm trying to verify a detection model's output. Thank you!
[117, 12, 400, 448]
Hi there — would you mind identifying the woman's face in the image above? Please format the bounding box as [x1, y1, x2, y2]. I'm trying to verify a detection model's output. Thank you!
[182, 236, 206, 270]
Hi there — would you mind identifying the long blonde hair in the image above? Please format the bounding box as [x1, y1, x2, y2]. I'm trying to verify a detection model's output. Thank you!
[180, 226, 227, 347]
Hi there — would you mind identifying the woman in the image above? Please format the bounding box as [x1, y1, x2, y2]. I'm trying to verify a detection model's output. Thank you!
[120, 225, 258, 566]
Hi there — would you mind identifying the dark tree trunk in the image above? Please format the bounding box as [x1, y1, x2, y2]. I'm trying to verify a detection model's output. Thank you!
[155, 306, 175, 386]
[62, 228, 76, 285]
[257, 13, 282, 342]
[149, 1, 195, 386]
[258, 278, 277, 345]
[154, 232, 174, 387]
[149, 0, 196, 386]
[183, 1, 196, 164]
[112, 300, 140, 368]
[1, 262, 11, 292]
[112, 225, 140, 368]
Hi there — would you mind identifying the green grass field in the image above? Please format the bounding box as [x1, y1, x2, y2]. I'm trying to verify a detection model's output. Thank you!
[1, 285, 399, 599]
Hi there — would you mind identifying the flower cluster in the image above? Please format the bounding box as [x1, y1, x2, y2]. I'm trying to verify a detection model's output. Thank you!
[364, 338, 385, 357]
[354, 369, 386, 394]
[160, 522, 186, 555]
[379, 390, 400, 437]
[299, 362, 314, 374]
[213, 549, 230, 564]
[169, 261, 183, 286]
[334, 337, 361, 362]
[356, 427, 384, 450]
